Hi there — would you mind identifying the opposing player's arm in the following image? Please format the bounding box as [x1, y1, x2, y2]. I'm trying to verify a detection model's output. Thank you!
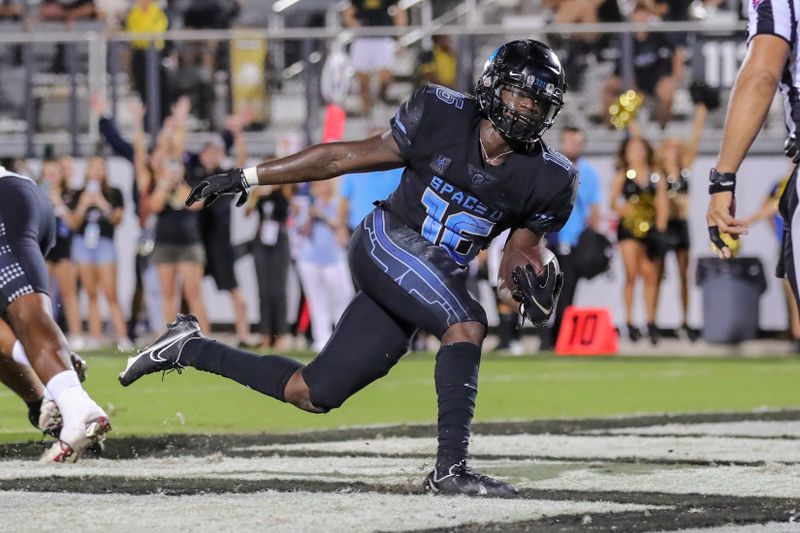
[715, 35, 789, 174]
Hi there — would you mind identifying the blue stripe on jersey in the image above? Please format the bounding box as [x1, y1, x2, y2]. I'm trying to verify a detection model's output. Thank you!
[757, 0, 776, 35]
[371, 209, 469, 317]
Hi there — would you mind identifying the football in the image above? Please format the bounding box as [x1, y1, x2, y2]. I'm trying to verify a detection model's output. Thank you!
[497, 245, 558, 303]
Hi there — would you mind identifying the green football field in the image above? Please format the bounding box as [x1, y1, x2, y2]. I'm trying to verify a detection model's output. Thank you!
[0, 351, 798, 444]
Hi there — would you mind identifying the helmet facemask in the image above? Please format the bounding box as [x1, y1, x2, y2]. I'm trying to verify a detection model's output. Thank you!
[479, 77, 563, 143]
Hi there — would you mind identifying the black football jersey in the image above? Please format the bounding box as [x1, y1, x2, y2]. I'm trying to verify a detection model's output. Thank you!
[385, 84, 578, 267]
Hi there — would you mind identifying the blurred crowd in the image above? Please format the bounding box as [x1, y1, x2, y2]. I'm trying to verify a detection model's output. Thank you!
[0, 0, 749, 132]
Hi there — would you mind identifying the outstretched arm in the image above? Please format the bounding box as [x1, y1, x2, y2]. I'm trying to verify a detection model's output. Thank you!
[248, 130, 403, 186]
[186, 131, 404, 207]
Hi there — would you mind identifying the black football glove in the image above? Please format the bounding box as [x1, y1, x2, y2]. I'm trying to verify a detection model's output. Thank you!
[510, 262, 564, 327]
[185, 168, 250, 208]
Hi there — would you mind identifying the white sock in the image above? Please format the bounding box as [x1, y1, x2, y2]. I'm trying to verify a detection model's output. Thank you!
[46, 370, 92, 419]
[11, 340, 30, 367]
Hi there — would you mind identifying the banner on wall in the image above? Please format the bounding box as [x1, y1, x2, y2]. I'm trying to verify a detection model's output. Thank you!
[231, 33, 269, 124]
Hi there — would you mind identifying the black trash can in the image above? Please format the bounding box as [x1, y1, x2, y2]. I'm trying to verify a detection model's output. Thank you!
[695, 257, 767, 344]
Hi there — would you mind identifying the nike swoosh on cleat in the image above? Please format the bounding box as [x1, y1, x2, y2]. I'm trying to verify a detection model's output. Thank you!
[150, 332, 193, 363]
[121, 328, 197, 376]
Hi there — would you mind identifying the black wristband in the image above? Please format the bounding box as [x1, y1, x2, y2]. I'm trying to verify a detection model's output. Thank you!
[708, 168, 736, 195]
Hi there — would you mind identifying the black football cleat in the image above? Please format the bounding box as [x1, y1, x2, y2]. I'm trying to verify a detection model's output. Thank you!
[424, 460, 518, 497]
[118, 314, 201, 387]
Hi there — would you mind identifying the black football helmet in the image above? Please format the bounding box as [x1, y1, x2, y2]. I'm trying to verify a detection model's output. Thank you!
[474, 40, 567, 143]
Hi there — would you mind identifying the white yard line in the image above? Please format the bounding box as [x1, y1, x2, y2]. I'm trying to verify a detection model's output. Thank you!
[0, 491, 663, 533]
[587, 420, 800, 438]
[0, 453, 798, 499]
[235, 433, 800, 464]
[521, 463, 800, 499]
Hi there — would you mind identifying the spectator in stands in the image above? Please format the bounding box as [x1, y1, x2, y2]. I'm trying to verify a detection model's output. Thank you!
[601, 2, 683, 128]
[418, 35, 457, 90]
[610, 131, 668, 345]
[343, 0, 407, 117]
[247, 180, 294, 351]
[91, 95, 163, 340]
[40, 0, 99, 23]
[68, 155, 132, 351]
[39, 157, 84, 348]
[653, 0, 691, 21]
[0, 0, 24, 20]
[543, 0, 599, 90]
[296, 180, 354, 352]
[190, 118, 252, 347]
[135, 97, 210, 333]
[178, 0, 240, 128]
[540, 126, 602, 351]
[182, 0, 240, 29]
[95, 0, 127, 26]
[655, 99, 708, 342]
[125, 0, 170, 130]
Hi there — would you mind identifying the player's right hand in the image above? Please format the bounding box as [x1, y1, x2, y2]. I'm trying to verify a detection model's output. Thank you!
[706, 191, 747, 259]
[185, 168, 249, 208]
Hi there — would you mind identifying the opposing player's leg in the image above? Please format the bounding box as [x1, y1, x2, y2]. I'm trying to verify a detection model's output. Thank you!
[0, 318, 47, 430]
[351, 208, 517, 497]
[0, 317, 89, 436]
[0, 178, 109, 462]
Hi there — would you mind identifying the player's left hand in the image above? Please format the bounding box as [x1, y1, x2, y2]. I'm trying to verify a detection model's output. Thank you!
[510, 262, 564, 327]
[706, 191, 747, 259]
[186, 168, 249, 208]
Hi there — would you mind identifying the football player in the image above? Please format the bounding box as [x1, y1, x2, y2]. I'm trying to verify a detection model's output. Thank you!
[0, 164, 110, 462]
[120, 40, 576, 497]
[0, 318, 89, 437]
